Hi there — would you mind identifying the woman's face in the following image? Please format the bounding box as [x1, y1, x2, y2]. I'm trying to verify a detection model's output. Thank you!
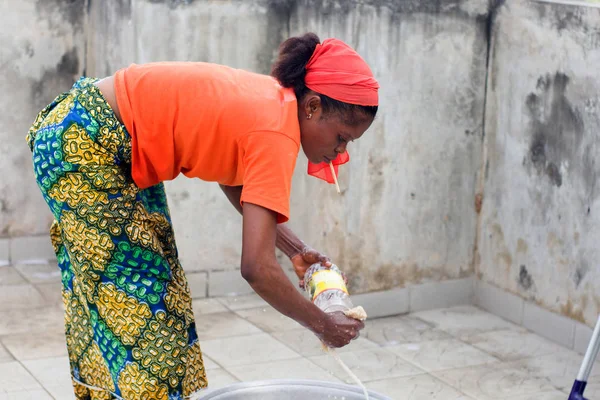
[298, 94, 374, 164]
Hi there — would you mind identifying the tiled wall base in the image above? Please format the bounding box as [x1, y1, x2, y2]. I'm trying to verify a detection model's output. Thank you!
[475, 280, 595, 355]
[0, 238, 8, 266]
[1, 236, 55, 264]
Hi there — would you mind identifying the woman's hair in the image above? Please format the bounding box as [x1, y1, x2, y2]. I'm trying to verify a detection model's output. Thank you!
[271, 33, 378, 124]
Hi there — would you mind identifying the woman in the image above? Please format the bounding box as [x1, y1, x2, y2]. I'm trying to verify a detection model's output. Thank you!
[27, 32, 379, 400]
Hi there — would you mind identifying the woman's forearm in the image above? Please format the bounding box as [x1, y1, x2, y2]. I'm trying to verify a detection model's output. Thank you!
[275, 224, 306, 259]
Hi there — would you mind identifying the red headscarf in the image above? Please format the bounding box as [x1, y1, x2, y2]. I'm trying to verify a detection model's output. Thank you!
[304, 38, 379, 184]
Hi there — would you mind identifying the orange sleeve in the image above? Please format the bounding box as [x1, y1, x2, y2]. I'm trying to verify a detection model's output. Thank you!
[239, 131, 299, 223]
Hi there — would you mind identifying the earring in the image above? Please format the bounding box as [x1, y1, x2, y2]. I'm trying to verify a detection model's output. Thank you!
[306, 113, 312, 120]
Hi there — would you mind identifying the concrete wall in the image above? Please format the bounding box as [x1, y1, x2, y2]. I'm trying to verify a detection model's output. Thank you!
[85, 0, 292, 293]
[0, 0, 86, 236]
[0, 0, 488, 295]
[6, 0, 599, 327]
[477, 0, 600, 327]
[287, 0, 489, 292]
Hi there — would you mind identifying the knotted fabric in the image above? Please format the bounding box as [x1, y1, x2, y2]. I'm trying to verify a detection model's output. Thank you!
[305, 38, 379, 183]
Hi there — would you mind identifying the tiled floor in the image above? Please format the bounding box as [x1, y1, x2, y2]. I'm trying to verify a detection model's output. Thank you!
[0, 263, 598, 399]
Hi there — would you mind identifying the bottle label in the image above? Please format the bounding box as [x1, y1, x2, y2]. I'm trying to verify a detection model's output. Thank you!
[309, 270, 349, 300]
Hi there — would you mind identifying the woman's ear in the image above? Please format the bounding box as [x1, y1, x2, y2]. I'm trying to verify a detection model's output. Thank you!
[304, 94, 322, 119]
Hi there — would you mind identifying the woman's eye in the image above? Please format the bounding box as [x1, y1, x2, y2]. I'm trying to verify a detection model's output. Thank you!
[338, 135, 347, 143]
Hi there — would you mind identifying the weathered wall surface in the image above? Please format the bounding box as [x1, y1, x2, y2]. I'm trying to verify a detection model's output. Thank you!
[85, 0, 290, 279]
[287, 0, 489, 292]
[478, 0, 600, 327]
[3, 0, 599, 326]
[0, 0, 489, 295]
[0, 0, 86, 236]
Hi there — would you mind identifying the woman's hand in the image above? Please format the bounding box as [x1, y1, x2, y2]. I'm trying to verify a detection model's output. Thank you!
[291, 247, 331, 284]
[313, 311, 365, 348]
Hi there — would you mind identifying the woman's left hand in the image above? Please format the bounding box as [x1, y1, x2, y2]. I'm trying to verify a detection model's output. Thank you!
[291, 247, 331, 285]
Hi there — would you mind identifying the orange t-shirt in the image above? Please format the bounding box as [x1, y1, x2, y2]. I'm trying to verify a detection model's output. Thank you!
[114, 62, 300, 223]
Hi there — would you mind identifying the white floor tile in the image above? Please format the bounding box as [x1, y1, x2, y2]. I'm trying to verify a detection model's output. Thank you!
[367, 373, 473, 400]
[0, 362, 42, 392]
[434, 362, 557, 400]
[362, 315, 451, 346]
[507, 350, 600, 392]
[192, 298, 228, 315]
[509, 391, 578, 400]
[34, 283, 64, 307]
[0, 268, 27, 286]
[309, 347, 424, 383]
[0, 307, 65, 336]
[205, 368, 239, 390]
[202, 355, 220, 370]
[414, 306, 520, 339]
[0, 343, 13, 364]
[0, 389, 53, 400]
[236, 306, 302, 332]
[195, 312, 261, 340]
[465, 329, 567, 361]
[0, 285, 46, 311]
[45, 383, 76, 400]
[227, 357, 341, 382]
[390, 339, 499, 372]
[1, 331, 67, 360]
[271, 328, 380, 357]
[201, 333, 299, 367]
[22, 356, 72, 388]
[216, 294, 268, 311]
[14, 263, 61, 284]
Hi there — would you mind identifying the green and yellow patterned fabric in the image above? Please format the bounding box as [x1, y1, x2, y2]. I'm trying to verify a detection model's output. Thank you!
[26, 78, 207, 400]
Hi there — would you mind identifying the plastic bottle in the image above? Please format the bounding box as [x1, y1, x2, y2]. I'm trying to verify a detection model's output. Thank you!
[303, 263, 353, 313]
[303, 263, 371, 400]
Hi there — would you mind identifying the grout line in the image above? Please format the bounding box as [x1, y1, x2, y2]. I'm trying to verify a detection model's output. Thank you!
[407, 284, 413, 313]
[202, 354, 233, 377]
[204, 271, 209, 298]
[5, 348, 55, 399]
[520, 294, 525, 325]
[205, 354, 306, 372]
[199, 330, 288, 343]
[570, 319, 577, 350]
[0, 341, 15, 364]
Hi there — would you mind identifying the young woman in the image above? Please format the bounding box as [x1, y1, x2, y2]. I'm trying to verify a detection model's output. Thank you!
[27, 32, 379, 399]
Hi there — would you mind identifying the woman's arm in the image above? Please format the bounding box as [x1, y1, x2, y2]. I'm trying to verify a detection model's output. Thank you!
[219, 184, 327, 265]
[240, 201, 363, 347]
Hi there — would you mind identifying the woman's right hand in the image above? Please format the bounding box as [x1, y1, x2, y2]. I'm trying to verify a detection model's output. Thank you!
[313, 311, 365, 348]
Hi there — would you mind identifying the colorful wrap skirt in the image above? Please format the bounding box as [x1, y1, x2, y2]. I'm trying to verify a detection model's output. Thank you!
[26, 78, 207, 399]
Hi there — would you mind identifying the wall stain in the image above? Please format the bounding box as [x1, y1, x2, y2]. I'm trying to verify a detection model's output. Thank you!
[518, 265, 533, 290]
[367, 152, 388, 205]
[31, 48, 81, 112]
[560, 299, 586, 324]
[573, 263, 588, 288]
[491, 223, 512, 273]
[524, 72, 584, 188]
[498, 252, 512, 272]
[36, 0, 85, 30]
[474, 193, 483, 214]
[516, 238, 528, 254]
[256, 1, 293, 75]
[546, 232, 564, 255]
